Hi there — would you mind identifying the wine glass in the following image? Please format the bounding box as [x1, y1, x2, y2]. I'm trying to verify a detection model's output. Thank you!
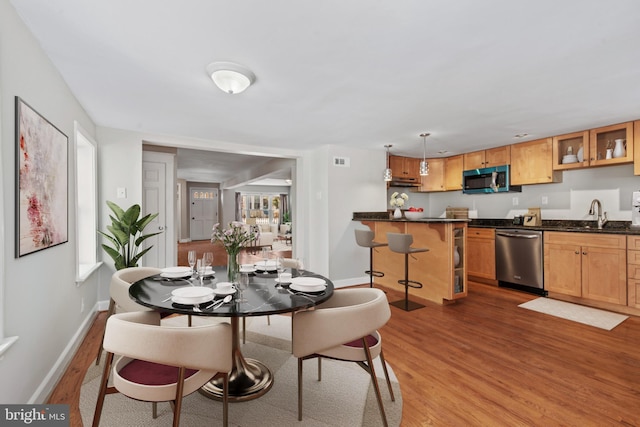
[296, 257, 305, 277]
[261, 247, 270, 269]
[237, 272, 249, 303]
[203, 252, 213, 273]
[188, 250, 197, 276]
[275, 256, 285, 289]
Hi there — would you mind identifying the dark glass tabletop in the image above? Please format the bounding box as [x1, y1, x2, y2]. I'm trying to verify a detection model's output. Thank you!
[129, 265, 334, 317]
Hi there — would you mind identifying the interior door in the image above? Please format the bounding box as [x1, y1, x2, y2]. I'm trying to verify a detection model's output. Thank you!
[142, 151, 175, 267]
[190, 187, 218, 241]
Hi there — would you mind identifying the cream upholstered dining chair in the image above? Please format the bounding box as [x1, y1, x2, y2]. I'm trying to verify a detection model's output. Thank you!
[92, 311, 232, 427]
[95, 266, 162, 365]
[292, 288, 395, 427]
[242, 257, 303, 343]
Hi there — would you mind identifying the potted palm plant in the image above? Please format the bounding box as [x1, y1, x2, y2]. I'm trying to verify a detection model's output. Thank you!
[99, 201, 162, 270]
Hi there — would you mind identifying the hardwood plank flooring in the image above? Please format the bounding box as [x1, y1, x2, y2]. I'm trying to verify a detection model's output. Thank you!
[48, 281, 640, 426]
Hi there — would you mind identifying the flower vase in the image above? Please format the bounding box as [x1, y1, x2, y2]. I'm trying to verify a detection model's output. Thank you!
[454, 246, 460, 267]
[393, 208, 402, 219]
[227, 251, 240, 282]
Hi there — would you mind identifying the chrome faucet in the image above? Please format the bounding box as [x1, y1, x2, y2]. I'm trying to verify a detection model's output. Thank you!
[588, 199, 608, 229]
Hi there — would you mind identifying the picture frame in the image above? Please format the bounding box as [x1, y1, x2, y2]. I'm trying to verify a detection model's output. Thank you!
[15, 96, 68, 257]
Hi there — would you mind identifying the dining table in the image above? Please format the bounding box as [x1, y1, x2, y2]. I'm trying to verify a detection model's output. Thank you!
[129, 264, 334, 402]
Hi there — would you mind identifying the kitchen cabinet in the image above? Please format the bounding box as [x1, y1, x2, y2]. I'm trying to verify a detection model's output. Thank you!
[389, 155, 420, 183]
[464, 146, 511, 170]
[589, 121, 634, 167]
[419, 158, 445, 192]
[634, 120, 640, 176]
[552, 130, 590, 170]
[510, 138, 562, 185]
[467, 227, 496, 281]
[627, 235, 640, 309]
[359, 219, 467, 304]
[544, 232, 626, 305]
[444, 155, 464, 191]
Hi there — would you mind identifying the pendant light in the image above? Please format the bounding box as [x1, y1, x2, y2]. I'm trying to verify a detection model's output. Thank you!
[383, 144, 393, 182]
[419, 133, 430, 176]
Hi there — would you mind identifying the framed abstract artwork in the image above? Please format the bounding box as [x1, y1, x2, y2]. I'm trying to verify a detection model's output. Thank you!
[15, 97, 68, 257]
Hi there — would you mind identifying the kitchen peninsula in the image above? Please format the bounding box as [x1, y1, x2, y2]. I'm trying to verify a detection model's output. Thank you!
[353, 212, 469, 305]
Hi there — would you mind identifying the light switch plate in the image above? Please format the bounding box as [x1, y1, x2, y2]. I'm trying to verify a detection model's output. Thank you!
[117, 187, 127, 198]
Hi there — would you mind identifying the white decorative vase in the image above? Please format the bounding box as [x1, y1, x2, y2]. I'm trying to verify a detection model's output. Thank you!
[393, 208, 402, 219]
[613, 139, 626, 158]
[454, 246, 460, 267]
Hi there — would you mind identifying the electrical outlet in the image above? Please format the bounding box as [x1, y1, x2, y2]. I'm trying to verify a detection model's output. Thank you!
[512, 197, 519, 206]
[117, 187, 127, 198]
[541, 196, 548, 205]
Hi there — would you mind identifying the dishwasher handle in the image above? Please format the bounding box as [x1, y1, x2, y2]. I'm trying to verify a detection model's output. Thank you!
[496, 231, 540, 239]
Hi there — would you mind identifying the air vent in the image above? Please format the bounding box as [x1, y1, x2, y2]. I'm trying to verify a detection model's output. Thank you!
[333, 156, 350, 167]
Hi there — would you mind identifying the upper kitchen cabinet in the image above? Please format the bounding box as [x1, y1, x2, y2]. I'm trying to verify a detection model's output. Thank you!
[510, 138, 562, 185]
[634, 121, 640, 175]
[444, 155, 464, 191]
[389, 155, 420, 184]
[588, 121, 634, 166]
[552, 130, 590, 170]
[419, 158, 445, 192]
[463, 146, 511, 170]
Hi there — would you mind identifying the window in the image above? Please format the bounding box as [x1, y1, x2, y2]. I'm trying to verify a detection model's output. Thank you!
[75, 123, 100, 282]
[241, 193, 281, 225]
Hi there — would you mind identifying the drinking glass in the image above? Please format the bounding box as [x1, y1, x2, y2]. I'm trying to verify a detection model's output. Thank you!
[188, 250, 197, 276]
[237, 272, 249, 303]
[275, 256, 285, 289]
[203, 252, 213, 271]
[261, 247, 270, 269]
[296, 257, 305, 277]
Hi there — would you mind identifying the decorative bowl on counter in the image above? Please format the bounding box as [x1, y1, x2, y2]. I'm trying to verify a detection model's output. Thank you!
[404, 211, 426, 220]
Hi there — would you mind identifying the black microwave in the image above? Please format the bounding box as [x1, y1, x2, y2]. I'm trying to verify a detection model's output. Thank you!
[462, 165, 521, 194]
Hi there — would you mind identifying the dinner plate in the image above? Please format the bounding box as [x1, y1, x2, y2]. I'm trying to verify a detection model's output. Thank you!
[291, 277, 326, 287]
[172, 294, 214, 304]
[161, 266, 193, 278]
[290, 283, 326, 293]
[171, 287, 214, 304]
[274, 277, 292, 284]
[199, 267, 215, 277]
[212, 287, 237, 296]
[240, 265, 256, 273]
[255, 260, 278, 271]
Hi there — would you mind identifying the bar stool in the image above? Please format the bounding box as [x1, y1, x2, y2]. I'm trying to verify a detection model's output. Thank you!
[355, 229, 388, 288]
[386, 232, 429, 311]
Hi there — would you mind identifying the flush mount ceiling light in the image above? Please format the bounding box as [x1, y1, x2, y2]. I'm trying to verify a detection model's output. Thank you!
[206, 62, 256, 94]
[419, 133, 430, 176]
[384, 144, 393, 182]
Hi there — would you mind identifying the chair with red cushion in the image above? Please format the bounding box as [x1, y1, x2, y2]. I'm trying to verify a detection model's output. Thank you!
[292, 288, 395, 426]
[92, 311, 232, 427]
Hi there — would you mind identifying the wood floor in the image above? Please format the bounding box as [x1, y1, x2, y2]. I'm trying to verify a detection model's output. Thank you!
[48, 281, 640, 426]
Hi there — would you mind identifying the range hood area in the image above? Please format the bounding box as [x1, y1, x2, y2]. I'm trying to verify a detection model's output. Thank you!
[388, 177, 420, 187]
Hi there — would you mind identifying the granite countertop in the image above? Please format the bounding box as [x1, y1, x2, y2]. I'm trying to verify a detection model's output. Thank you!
[352, 212, 640, 235]
[468, 218, 640, 235]
[352, 212, 470, 223]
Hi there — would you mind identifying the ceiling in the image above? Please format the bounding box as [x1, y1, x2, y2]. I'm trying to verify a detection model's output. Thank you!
[10, 0, 640, 182]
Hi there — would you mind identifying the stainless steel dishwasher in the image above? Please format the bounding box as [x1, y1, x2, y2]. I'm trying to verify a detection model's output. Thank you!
[495, 228, 546, 295]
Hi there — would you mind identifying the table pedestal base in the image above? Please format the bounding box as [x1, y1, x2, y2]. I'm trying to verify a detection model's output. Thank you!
[198, 317, 274, 402]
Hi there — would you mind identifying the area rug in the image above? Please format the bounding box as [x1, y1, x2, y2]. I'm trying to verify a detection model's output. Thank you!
[518, 297, 628, 330]
[80, 315, 402, 426]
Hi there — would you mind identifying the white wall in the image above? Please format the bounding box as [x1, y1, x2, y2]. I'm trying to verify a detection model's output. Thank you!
[0, 2, 99, 403]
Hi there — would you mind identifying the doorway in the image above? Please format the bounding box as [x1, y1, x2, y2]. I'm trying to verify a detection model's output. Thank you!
[190, 187, 218, 241]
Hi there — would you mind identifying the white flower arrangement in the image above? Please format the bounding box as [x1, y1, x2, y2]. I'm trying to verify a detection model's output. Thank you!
[389, 192, 409, 208]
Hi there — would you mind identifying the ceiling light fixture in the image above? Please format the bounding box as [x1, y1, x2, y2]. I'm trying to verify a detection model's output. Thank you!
[384, 144, 393, 182]
[206, 61, 256, 94]
[419, 133, 430, 176]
